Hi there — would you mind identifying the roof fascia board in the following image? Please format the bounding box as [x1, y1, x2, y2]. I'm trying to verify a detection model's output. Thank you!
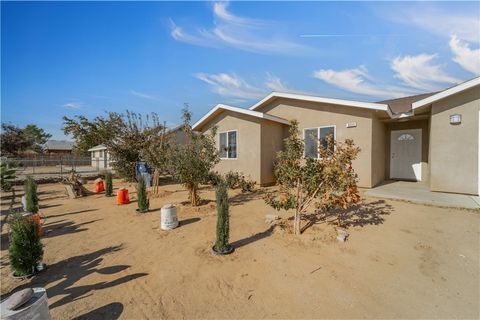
[412, 77, 480, 109]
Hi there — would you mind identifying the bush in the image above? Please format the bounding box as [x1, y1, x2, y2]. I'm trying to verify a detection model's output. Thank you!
[225, 171, 241, 189]
[105, 171, 113, 197]
[8, 212, 43, 276]
[239, 176, 255, 193]
[214, 181, 230, 252]
[204, 171, 221, 186]
[24, 176, 38, 213]
[136, 175, 149, 212]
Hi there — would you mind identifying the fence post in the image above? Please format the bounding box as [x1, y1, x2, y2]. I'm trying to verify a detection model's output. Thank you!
[60, 157, 63, 178]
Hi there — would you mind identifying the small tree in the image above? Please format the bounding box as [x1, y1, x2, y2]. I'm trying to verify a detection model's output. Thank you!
[168, 106, 219, 206]
[214, 181, 232, 254]
[24, 176, 39, 214]
[105, 171, 113, 197]
[265, 120, 361, 235]
[136, 175, 149, 212]
[1, 161, 17, 213]
[8, 212, 44, 276]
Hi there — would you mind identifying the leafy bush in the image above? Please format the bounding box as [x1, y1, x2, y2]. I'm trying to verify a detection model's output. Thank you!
[0, 161, 16, 192]
[214, 181, 230, 252]
[8, 212, 44, 276]
[136, 175, 149, 212]
[24, 176, 39, 214]
[105, 171, 113, 197]
[204, 171, 221, 186]
[239, 176, 255, 193]
[225, 171, 241, 189]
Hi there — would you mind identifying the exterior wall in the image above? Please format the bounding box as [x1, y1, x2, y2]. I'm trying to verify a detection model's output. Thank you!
[384, 119, 430, 182]
[429, 86, 479, 195]
[259, 98, 378, 188]
[260, 121, 287, 185]
[202, 111, 262, 184]
[371, 115, 386, 187]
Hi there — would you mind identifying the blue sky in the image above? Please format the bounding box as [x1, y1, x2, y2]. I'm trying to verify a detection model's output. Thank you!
[2, 1, 479, 139]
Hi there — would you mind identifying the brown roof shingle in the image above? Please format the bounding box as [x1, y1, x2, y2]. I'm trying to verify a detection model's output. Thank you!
[378, 92, 437, 114]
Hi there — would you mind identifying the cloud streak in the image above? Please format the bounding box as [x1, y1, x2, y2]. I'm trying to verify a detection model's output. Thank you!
[169, 2, 314, 55]
[449, 35, 480, 75]
[63, 102, 82, 109]
[130, 90, 161, 101]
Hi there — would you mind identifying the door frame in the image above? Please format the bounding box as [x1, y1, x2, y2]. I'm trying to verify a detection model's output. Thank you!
[390, 128, 422, 181]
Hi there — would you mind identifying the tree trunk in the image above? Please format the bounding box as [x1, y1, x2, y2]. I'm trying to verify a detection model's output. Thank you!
[293, 209, 301, 235]
[190, 184, 198, 207]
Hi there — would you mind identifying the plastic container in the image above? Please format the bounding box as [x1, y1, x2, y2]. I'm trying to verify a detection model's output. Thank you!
[160, 204, 178, 230]
[94, 180, 105, 193]
[1, 287, 52, 320]
[116, 188, 130, 205]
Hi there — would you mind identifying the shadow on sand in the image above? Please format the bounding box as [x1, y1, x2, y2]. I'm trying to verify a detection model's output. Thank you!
[72, 302, 124, 320]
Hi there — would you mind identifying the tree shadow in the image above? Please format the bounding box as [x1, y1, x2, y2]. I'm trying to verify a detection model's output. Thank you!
[301, 200, 394, 232]
[179, 217, 201, 226]
[72, 302, 124, 320]
[229, 189, 266, 207]
[39, 203, 63, 210]
[1, 245, 148, 310]
[46, 208, 98, 219]
[230, 225, 274, 249]
[43, 219, 101, 238]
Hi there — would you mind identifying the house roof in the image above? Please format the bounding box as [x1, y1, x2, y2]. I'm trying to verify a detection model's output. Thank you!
[412, 77, 480, 109]
[44, 140, 74, 151]
[192, 104, 290, 131]
[249, 92, 389, 112]
[378, 92, 437, 114]
[87, 144, 107, 152]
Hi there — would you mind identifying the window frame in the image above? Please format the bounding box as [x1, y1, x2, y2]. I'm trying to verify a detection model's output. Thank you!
[218, 129, 238, 160]
[302, 125, 336, 159]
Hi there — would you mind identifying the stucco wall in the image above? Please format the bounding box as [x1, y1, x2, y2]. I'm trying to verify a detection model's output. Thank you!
[259, 98, 378, 188]
[384, 119, 430, 182]
[429, 86, 479, 195]
[371, 115, 386, 187]
[202, 111, 262, 184]
[260, 121, 287, 185]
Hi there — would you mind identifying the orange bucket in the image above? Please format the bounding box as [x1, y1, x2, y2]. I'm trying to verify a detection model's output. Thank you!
[117, 188, 130, 205]
[23, 213, 44, 236]
[94, 180, 105, 193]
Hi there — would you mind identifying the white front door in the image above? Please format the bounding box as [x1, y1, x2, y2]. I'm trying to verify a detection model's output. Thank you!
[390, 129, 422, 181]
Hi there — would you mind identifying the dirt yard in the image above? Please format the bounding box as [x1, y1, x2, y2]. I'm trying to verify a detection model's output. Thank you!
[1, 180, 479, 319]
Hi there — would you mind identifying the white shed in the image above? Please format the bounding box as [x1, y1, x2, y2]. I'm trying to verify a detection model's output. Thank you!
[87, 144, 112, 169]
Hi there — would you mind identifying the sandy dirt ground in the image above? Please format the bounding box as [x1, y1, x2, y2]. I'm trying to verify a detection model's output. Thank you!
[1, 180, 479, 319]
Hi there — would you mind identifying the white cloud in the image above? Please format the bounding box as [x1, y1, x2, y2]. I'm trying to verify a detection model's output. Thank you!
[169, 2, 313, 55]
[63, 102, 82, 109]
[195, 73, 265, 99]
[313, 66, 416, 99]
[449, 35, 480, 75]
[383, 5, 480, 43]
[130, 90, 161, 101]
[391, 54, 461, 91]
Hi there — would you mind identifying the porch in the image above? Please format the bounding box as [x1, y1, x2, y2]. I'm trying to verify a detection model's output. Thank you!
[365, 180, 480, 210]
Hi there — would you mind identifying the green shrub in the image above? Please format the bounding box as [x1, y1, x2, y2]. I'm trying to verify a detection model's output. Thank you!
[225, 171, 241, 189]
[215, 181, 230, 252]
[204, 171, 221, 186]
[136, 175, 149, 212]
[239, 176, 255, 193]
[8, 212, 43, 276]
[105, 171, 113, 197]
[0, 161, 16, 192]
[24, 176, 38, 213]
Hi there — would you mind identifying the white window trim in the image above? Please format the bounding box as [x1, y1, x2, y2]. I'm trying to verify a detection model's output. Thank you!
[219, 129, 238, 160]
[303, 125, 337, 159]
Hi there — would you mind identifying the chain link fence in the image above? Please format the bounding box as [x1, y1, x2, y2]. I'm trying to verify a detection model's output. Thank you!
[3, 156, 106, 182]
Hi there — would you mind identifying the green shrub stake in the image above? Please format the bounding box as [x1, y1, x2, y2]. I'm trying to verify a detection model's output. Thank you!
[24, 176, 39, 213]
[136, 175, 149, 213]
[8, 212, 44, 276]
[213, 182, 233, 255]
[105, 172, 113, 197]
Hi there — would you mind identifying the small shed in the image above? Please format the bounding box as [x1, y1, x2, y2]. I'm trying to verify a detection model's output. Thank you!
[44, 140, 74, 155]
[87, 144, 112, 169]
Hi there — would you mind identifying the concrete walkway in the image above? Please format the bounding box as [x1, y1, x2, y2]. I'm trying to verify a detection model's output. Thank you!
[365, 181, 480, 210]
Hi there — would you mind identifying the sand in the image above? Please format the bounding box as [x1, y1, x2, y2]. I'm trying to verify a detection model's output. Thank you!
[1, 180, 479, 319]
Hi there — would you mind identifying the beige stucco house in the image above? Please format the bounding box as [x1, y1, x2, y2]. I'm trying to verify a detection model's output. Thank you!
[193, 77, 480, 195]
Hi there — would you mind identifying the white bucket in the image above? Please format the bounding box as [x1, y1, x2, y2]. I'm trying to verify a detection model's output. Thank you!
[1, 287, 52, 320]
[21, 196, 27, 212]
[160, 204, 178, 230]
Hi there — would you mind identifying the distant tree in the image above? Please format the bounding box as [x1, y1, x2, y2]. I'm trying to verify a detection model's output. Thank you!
[22, 124, 52, 153]
[104, 111, 165, 181]
[0, 124, 31, 156]
[265, 120, 361, 235]
[168, 106, 219, 206]
[62, 113, 123, 155]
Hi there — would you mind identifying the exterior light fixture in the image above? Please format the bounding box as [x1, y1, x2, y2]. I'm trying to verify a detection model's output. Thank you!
[450, 114, 462, 125]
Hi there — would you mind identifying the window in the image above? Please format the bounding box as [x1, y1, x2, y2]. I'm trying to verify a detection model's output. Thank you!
[304, 126, 336, 158]
[398, 134, 414, 141]
[219, 130, 237, 159]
